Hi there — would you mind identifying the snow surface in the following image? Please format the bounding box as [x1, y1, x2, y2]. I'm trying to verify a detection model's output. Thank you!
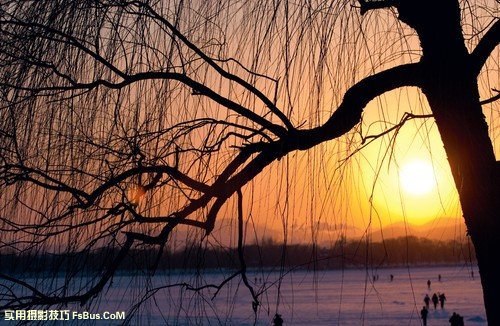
[100, 265, 485, 325]
[1, 265, 485, 325]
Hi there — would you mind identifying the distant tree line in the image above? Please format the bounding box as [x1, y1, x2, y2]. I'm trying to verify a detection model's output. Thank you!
[0, 236, 476, 275]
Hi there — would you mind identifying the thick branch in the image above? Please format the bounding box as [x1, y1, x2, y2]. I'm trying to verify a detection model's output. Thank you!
[358, 0, 396, 15]
[471, 19, 500, 75]
[285, 63, 423, 151]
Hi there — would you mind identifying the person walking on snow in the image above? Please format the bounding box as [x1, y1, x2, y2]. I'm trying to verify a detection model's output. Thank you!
[273, 314, 283, 326]
[432, 293, 439, 309]
[439, 293, 447, 309]
[421, 306, 429, 326]
[424, 294, 431, 309]
[449, 312, 464, 326]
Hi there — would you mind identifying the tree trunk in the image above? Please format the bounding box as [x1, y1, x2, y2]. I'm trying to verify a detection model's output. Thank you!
[395, 1, 500, 323]
[424, 70, 500, 325]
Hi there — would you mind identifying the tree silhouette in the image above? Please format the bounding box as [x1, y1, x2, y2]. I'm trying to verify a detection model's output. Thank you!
[0, 0, 498, 323]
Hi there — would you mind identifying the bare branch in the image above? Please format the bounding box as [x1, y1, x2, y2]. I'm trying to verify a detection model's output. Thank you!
[125, 0, 295, 131]
[236, 189, 259, 312]
[0, 236, 134, 309]
[480, 88, 500, 106]
[362, 112, 433, 144]
[0, 70, 287, 137]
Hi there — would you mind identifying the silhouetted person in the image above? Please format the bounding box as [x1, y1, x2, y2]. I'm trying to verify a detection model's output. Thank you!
[427, 279, 431, 289]
[432, 293, 439, 309]
[421, 306, 429, 326]
[390, 274, 394, 282]
[459, 315, 465, 326]
[439, 274, 442, 282]
[471, 270, 475, 279]
[273, 313, 283, 326]
[439, 293, 447, 309]
[449, 312, 464, 326]
[424, 294, 431, 309]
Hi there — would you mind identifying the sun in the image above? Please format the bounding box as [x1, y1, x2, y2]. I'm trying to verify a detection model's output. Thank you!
[399, 160, 436, 196]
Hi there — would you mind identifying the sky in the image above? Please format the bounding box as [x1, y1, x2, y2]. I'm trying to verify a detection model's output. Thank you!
[216, 88, 464, 245]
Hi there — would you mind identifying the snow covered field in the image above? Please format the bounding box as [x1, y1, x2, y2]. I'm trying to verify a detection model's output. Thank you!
[99, 265, 485, 325]
[1, 265, 485, 325]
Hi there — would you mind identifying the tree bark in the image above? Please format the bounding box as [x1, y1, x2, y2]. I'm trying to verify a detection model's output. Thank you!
[397, 1, 500, 323]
